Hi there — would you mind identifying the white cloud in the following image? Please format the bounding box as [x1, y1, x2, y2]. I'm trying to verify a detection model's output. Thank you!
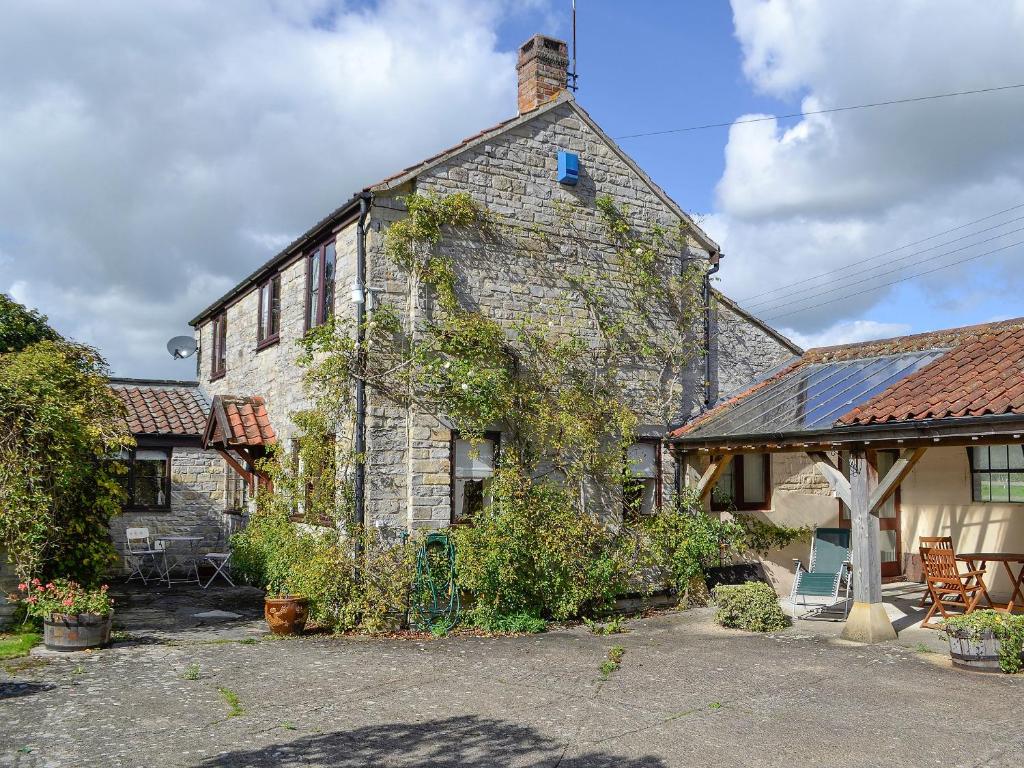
[713, 0, 1024, 337]
[782, 319, 912, 351]
[0, 0, 542, 377]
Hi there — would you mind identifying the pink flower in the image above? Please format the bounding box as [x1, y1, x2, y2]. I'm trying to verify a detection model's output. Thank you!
[17, 583, 27, 591]
[25, 596, 37, 604]
[31, 578, 41, 586]
[45, 582, 54, 590]
[62, 598, 74, 607]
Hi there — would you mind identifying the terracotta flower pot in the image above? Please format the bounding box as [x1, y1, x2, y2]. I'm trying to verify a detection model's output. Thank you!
[43, 612, 113, 651]
[264, 596, 309, 635]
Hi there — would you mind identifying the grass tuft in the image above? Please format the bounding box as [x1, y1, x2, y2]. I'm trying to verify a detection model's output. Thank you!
[0, 630, 41, 661]
[219, 687, 245, 717]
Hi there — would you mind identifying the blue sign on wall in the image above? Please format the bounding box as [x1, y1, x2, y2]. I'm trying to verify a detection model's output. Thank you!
[557, 150, 579, 186]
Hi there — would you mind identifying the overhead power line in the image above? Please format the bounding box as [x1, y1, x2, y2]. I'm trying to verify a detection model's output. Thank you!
[733, 203, 1024, 307]
[761, 239, 1024, 323]
[615, 83, 1024, 140]
[741, 214, 1024, 314]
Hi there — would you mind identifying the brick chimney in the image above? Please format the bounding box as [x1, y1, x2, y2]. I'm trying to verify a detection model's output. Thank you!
[517, 34, 569, 114]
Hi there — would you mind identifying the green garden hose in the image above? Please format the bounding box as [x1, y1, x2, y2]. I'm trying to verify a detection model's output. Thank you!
[410, 532, 460, 632]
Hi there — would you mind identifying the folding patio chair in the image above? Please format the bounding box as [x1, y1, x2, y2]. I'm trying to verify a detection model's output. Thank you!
[201, 552, 235, 589]
[919, 545, 988, 630]
[917, 536, 953, 606]
[125, 527, 165, 585]
[790, 527, 852, 619]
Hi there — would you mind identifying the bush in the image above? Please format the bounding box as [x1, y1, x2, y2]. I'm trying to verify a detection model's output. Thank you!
[470, 607, 547, 634]
[451, 467, 621, 622]
[712, 582, 788, 632]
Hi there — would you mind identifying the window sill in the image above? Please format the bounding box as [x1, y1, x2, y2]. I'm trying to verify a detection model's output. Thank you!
[209, 369, 226, 382]
[256, 336, 280, 353]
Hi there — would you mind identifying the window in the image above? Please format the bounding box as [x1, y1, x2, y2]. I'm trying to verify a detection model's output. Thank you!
[306, 240, 336, 330]
[624, 440, 661, 518]
[291, 434, 336, 523]
[452, 432, 499, 524]
[210, 312, 227, 379]
[257, 274, 281, 347]
[969, 445, 1024, 503]
[711, 453, 770, 511]
[225, 465, 248, 513]
[118, 448, 172, 510]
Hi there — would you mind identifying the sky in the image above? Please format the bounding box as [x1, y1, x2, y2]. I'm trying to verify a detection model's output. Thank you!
[2, 0, 1024, 378]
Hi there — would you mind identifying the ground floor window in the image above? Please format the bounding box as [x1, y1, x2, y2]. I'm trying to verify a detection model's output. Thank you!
[117, 448, 172, 510]
[969, 444, 1024, 503]
[452, 432, 499, 524]
[712, 453, 769, 511]
[624, 440, 661, 518]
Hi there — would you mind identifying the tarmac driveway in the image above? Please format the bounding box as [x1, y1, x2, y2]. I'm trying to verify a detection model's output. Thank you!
[1, 597, 1021, 767]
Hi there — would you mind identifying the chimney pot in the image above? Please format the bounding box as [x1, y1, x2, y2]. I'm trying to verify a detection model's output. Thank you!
[517, 34, 569, 114]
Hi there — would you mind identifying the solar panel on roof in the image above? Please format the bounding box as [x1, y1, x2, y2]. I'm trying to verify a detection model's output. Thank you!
[685, 350, 948, 440]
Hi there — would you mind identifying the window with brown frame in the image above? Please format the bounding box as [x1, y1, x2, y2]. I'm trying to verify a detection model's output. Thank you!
[451, 432, 500, 524]
[257, 274, 281, 348]
[623, 439, 662, 519]
[210, 312, 227, 380]
[116, 448, 172, 510]
[711, 453, 770, 511]
[305, 240, 336, 330]
[290, 434, 336, 524]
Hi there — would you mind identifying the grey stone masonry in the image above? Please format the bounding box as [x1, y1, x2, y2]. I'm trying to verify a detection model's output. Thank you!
[109, 447, 244, 571]
[193, 96, 798, 533]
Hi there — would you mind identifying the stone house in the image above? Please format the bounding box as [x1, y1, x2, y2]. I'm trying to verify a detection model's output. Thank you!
[107, 378, 247, 564]
[186, 34, 799, 532]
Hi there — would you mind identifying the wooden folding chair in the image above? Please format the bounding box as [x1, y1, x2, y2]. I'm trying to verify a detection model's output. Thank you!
[920, 546, 988, 630]
[917, 536, 953, 606]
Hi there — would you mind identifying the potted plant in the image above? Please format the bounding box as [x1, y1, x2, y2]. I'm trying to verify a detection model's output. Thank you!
[11, 579, 114, 651]
[263, 588, 309, 636]
[943, 610, 1024, 673]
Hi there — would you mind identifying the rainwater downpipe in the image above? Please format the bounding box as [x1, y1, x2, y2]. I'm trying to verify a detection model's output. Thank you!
[703, 252, 721, 410]
[354, 195, 370, 531]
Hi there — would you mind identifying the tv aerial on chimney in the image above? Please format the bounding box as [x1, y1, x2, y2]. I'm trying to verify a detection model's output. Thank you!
[166, 335, 197, 360]
[568, 0, 578, 92]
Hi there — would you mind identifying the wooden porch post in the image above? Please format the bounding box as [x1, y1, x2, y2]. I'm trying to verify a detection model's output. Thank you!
[841, 449, 897, 643]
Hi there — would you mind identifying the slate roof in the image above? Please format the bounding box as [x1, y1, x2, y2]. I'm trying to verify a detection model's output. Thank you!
[109, 379, 209, 437]
[671, 317, 1024, 444]
[203, 395, 276, 448]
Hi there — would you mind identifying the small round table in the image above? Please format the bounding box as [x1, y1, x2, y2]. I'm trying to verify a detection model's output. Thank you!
[957, 553, 1024, 613]
[154, 535, 204, 587]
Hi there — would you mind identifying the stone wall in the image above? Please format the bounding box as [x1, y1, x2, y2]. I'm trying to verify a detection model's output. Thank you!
[710, 294, 799, 401]
[109, 447, 242, 570]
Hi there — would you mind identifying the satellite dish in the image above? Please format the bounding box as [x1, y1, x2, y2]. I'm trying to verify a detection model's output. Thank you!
[166, 335, 198, 360]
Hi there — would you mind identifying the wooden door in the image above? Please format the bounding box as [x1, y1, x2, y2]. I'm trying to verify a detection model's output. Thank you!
[839, 450, 902, 578]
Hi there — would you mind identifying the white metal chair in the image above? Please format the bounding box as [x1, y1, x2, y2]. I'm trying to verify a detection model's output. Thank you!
[202, 552, 234, 589]
[125, 527, 166, 585]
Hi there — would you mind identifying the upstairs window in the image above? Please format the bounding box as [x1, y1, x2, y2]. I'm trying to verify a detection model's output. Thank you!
[211, 312, 227, 380]
[969, 445, 1024, 503]
[257, 274, 281, 347]
[306, 240, 336, 330]
[624, 440, 661, 519]
[117, 448, 172, 510]
[452, 433, 499, 524]
[712, 453, 770, 511]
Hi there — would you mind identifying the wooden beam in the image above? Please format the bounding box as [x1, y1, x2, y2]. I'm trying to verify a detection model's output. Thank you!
[217, 449, 253, 491]
[695, 454, 733, 501]
[870, 447, 926, 514]
[806, 451, 852, 509]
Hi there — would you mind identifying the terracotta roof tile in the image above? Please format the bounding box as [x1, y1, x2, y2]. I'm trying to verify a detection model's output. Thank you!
[109, 379, 209, 437]
[203, 395, 276, 448]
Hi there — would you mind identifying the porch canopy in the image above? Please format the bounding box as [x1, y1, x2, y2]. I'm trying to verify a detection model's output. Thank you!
[670, 318, 1024, 642]
[202, 394, 277, 491]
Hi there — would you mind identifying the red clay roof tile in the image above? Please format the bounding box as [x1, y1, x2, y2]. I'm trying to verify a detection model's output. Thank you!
[110, 380, 209, 437]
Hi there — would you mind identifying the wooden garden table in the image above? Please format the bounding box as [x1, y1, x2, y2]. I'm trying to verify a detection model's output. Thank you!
[957, 553, 1024, 613]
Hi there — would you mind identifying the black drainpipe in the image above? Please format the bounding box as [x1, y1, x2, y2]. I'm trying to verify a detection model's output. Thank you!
[354, 194, 370, 530]
[703, 252, 721, 409]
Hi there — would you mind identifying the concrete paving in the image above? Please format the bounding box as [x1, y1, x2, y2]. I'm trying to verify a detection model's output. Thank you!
[1, 584, 1022, 767]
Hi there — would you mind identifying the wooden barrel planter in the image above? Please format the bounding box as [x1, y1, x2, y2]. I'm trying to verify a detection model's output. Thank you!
[946, 628, 1021, 672]
[264, 596, 308, 636]
[43, 612, 113, 652]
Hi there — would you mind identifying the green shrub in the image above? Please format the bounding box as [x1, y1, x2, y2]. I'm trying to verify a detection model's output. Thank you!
[470, 607, 547, 634]
[452, 466, 622, 622]
[712, 582, 788, 632]
[944, 610, 1024, 673]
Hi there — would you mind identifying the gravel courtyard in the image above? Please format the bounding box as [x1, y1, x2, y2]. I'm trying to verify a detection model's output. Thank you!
[1, 588, 1021, 768]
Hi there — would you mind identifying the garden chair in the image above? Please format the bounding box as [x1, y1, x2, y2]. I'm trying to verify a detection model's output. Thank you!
[789, 527, 851, 619]
[919, 545, 988, 630]
[201, 552, 235, 589]
[125, 527, 165, 585]
[917, 536, 954, 606]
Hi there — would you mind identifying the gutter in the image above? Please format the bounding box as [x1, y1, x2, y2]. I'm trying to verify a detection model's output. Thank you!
[353, 194, 371, 530]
